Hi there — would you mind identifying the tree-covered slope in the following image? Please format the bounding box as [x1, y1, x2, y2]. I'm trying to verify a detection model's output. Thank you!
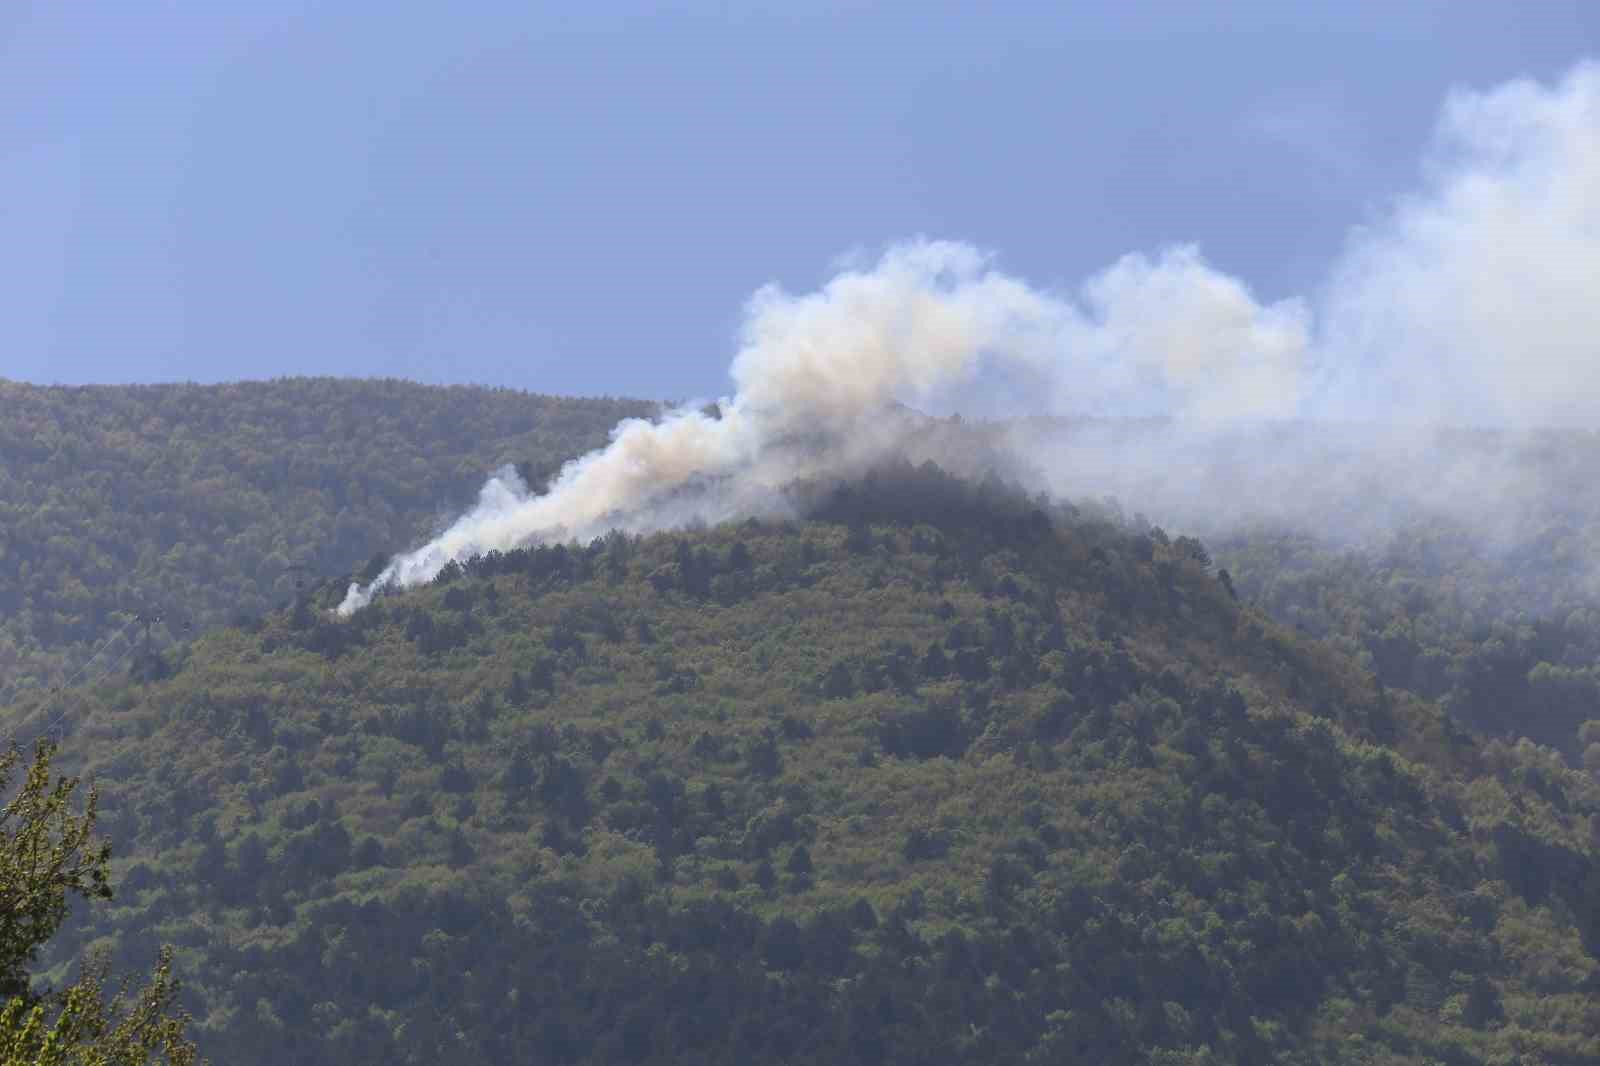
[1215, 513, 1600, 764]
[0, 378, 653, 697]
[23, 467, 1600, 1066]
[1020, 418, 1600, 766]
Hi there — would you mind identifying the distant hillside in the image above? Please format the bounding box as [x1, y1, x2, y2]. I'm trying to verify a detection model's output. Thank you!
[1216, 523, 1600, 766]
[11, 381, 1600, 777]
[27, 466, 1600, 1066]
[997, 415, 1600, 764]
[0, 377, 654, 700]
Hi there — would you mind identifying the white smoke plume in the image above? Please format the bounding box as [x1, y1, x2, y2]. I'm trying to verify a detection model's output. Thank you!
[338, 61, 1600, 615]
[1320, 61, 1600, 425]
[337, 242, 1303, 613]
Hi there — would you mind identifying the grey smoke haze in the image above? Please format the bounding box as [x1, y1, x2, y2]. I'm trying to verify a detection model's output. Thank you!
[338, 62, 1599, 615]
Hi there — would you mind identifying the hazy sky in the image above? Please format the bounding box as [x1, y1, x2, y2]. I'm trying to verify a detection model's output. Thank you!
[4, 2, 1596, 401]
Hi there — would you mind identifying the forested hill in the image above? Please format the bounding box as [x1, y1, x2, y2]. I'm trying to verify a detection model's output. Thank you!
[1217, 522, 1600, 766]
[0, 377, 654, 697]
[28, 466, 1600, 1065]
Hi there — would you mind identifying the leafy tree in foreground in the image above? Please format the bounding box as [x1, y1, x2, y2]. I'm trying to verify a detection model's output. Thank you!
[0, 742, 199, 1065]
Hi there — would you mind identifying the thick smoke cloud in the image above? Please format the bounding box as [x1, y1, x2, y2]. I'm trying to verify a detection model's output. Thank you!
[337, 241, 1300, 613]
[1320, 62, 1600, 425]
[338, 61, 1599, 615]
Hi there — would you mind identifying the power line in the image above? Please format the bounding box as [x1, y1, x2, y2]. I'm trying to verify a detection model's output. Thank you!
[0, 610, 165, 747]
[32, 634, 146, 744]
[0, 613, 140, 714]
[57, 615, 142, 689]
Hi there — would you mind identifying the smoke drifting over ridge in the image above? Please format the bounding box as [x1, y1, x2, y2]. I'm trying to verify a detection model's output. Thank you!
[338, 62, 1600, 615]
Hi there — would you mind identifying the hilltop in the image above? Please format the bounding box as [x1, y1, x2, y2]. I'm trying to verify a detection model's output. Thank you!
[24, 464, 1600, 1065]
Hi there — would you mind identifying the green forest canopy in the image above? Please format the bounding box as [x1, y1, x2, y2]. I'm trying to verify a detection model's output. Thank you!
[0, 378, 653, 700]
[20, 465, 1600, 1065]
[5, 381, 1600, 1061]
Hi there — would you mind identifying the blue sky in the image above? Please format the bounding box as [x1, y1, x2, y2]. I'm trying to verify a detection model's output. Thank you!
[3, 1, 1595, 401]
